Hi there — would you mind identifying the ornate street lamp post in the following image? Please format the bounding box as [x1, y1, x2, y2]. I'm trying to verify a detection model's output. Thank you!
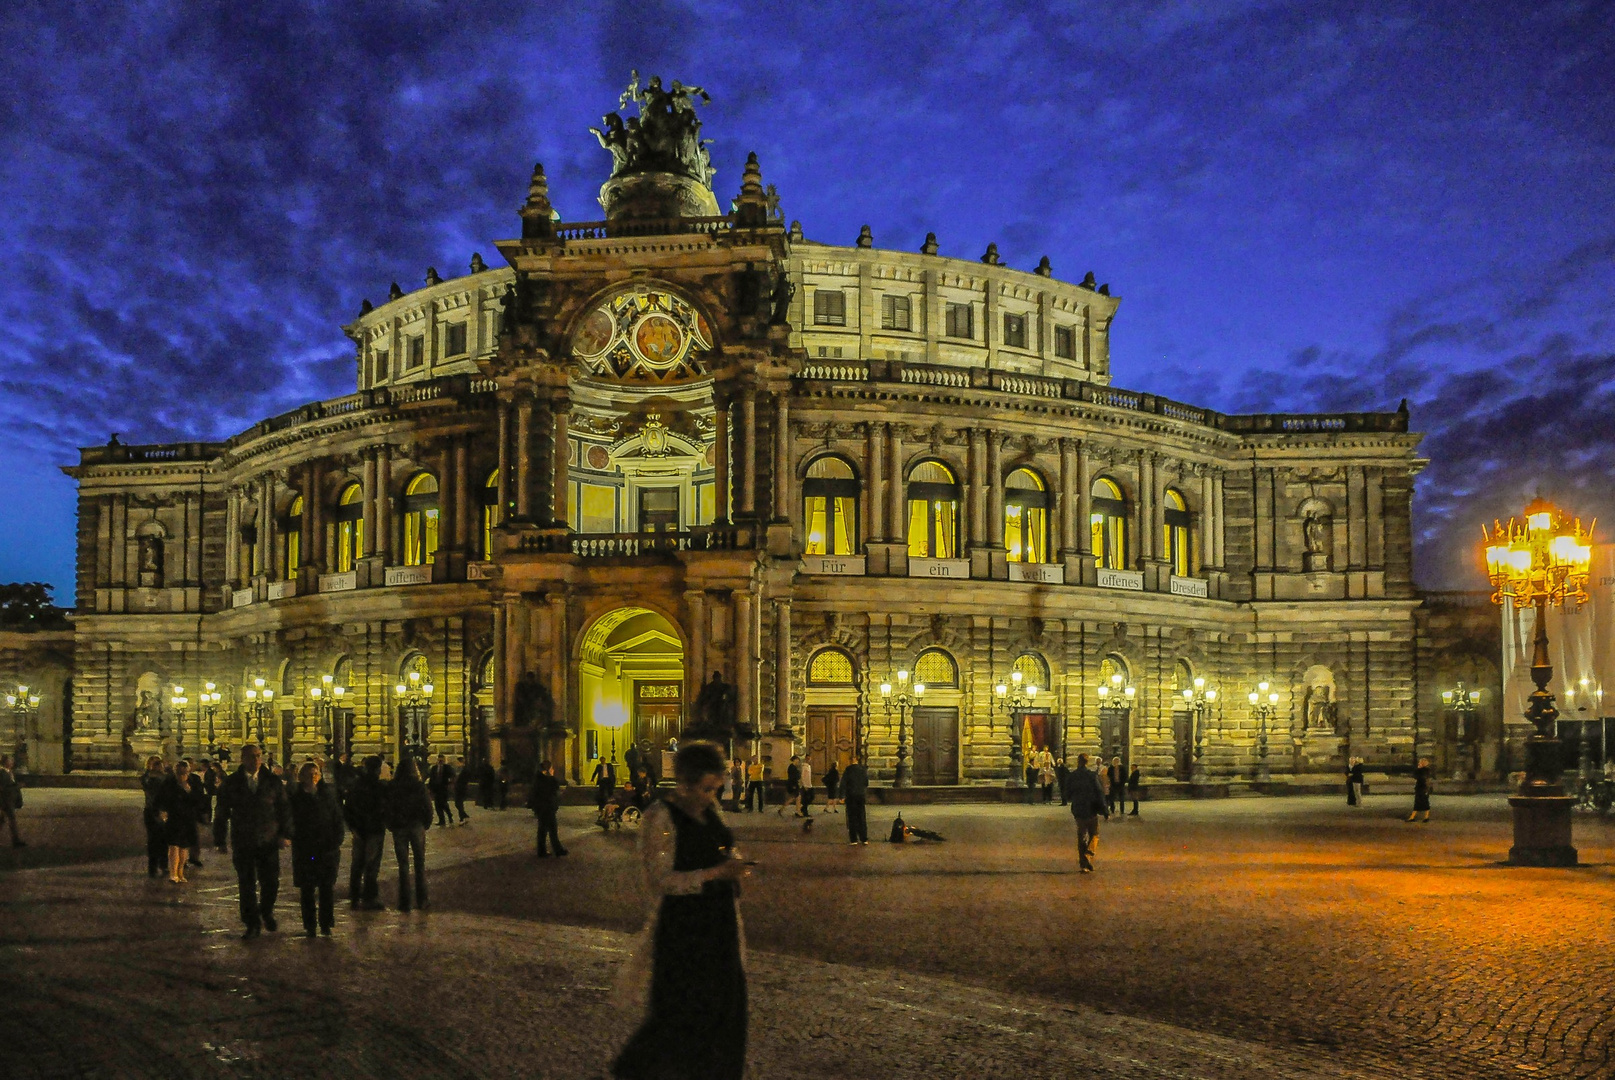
[878, 670, 924, 788]
[1440, 681, 1481, 781]
[169, 685, 189, 758]
[196, 683, 224, 761]
[993, 669, 1040, 789]
[394, 670, 435, 771]
[5, 684, 40, 771]
[1094, 672, 1135, 758]
[1483, 498, 1594, 866]
[309, 674, 348, 759]
[1182, 678, 1218, 784]
[1247, 682, 1279, 783]
[243, 677, 275, 755]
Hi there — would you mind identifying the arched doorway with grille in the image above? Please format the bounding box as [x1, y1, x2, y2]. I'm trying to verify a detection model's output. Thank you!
[577, 607, 685, 782]
[804, 647, 859, 778]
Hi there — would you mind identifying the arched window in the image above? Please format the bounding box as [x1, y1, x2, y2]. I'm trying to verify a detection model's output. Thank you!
[280, 495, 303, 580]
[402, 473, 440, 567]
[906, 461, 960, 559]
[1090, 477, 1128, 570]
[1172, 659, 1193, 696]
[1164, 488, 1192, 577]
[914, 647, 958, 688]
[335, 483, 365, 572]
[803, 456, 859, 556]
[1004, 467, 1048, 564]
[808, 647, 856, 686]
[1098, 655, 1131, 695]
[481, 469, 502, 560]
[1013, 652, 1049, 691]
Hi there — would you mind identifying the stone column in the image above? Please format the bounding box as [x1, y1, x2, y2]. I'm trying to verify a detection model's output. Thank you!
[1200, 470, 1215, 571]
[552, 395, 570, 527]
[886, 424, 904, 542]
[259, 475, 276, 578]
[772, 391, 790, 522]
[361, 453, 378, 557]
[1075, 444, 1091, 556]
[774, 598, 791, 734]
[866, 421, 884, 544]
[734, 590, 755, 733]
[303, 462, 322, 573]
[986, 434, 1004, 547]
[1137, 451, 1155, 565]
[225, 487, 240, 586]
[493, 600, 509, 728]
[1212, 470, 1225, 568]
[1058, 438, 1075, 554]
[684, 589, 707, 691]
[515, 395, 533, 520]
[375, 446, 391, 563]
[496, 402, 511, 530]
[437, 443, 456, 553]
[713, 397, 730, 523]
[967, 428, 986, 548]
[740, 392, 757, 517]
[454, 438, 471, 549]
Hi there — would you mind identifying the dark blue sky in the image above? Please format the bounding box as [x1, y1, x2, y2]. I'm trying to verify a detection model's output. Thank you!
[2, 1, 1611, 597]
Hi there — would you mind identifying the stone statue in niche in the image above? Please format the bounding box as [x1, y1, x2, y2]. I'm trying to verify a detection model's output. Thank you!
[693, 670, 737, 731]
[133, 690, 155, 733]
[137, 535, 164, 589]
[1302, 511, 1330, 572]
[1307, 684, 1336, 731]
[512, 670, 553, 729]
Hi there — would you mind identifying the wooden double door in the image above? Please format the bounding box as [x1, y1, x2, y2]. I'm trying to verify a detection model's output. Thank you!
[805, 707, 859, 780]
[911, 706, 959, 786]
[633, 680, 684, 764]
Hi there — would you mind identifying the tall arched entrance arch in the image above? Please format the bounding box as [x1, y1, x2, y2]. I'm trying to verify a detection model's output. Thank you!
[576, 607, 686, 781]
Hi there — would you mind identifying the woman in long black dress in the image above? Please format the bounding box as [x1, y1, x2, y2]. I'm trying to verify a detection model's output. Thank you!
[613, 742, 749, 1080]
[1407, 757, 1432, 822]
[156, 759, 199, 884]
[290, 761, 346, 936]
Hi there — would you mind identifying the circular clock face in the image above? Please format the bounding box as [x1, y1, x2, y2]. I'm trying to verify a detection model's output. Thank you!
[633, 314, 685, 367]
[574, 308, 615, 356]
[585, 444, 611, 470]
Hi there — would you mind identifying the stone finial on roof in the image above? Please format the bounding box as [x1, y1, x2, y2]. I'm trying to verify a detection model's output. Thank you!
[1079, 272, 1097, 290]
[981, 243, 1000, 265]
[360, 298, 373, 314]
[425, 267, 442, 286]
[1035, 256, 1052, 277]
[734, 151, 769, 227]
[921, 232, 938, 255]
[389, 281, 404, 301]
[788, 220, 804, 242]
[470, 252, 487, 273]
[856, 225, 873, 248]
[520, 162, 556, 240]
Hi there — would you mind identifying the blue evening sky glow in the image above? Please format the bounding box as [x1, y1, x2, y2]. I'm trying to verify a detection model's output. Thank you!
[1, 1, 1611, 596]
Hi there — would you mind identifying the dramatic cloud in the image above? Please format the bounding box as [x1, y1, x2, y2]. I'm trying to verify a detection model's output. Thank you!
[1, 1, 1611, 594]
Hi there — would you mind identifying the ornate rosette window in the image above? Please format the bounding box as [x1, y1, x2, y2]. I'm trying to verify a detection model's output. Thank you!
[571, 286, 713, 383]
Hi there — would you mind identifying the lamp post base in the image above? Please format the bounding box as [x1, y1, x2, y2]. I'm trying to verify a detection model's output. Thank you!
[1507, 794, 1578, 866]
[893, 763, 911, 788]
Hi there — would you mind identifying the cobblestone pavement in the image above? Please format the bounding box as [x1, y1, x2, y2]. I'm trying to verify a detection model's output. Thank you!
[1, 790, 1611, 1079]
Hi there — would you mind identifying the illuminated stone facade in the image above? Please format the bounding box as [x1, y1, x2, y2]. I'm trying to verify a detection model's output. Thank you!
[57, 83, 1472, 789]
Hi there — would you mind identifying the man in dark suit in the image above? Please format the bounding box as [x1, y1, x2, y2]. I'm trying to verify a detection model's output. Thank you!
[428, 754, 455, 827]
[452, 756, 472, 823]
[1064, 753, 1109, 873]
[840, 757, 870, 845]
[527, 760, 567, 857]
[214, 743, 293, 938]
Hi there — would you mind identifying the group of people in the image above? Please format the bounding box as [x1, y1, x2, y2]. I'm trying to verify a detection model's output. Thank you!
[137, 745, 482, 938]
[1026, 749, 1141, 815]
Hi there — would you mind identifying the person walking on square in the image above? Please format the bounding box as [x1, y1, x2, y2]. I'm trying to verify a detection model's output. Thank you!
[1126, 763, 1142, 816]
[1349, 758, 1366, 807]
[289, 761, 344, 937]
[781, 755, 801, 817]
[428, 754, 454, 827]
[1038, 750, 1057, 804]
[140, 756, 167, 876]
[611, 743, 750, 1080]
[1095, 756, 1113, 816]
[1107, 757, 1125, 816]
[452, 757, 472, 823]
[1407, 758, 1433, 823]
[528, 760, 567, 857]
[744, 758, 764, 813]
[385, 756, 433, 912]
[1065, 753, 1108, 873]
[213, 743, 292, 939]
[841, 756, 870, 845]
[1055, 757, 1069, 806]
[188, 758, 212, 868]
[824, 760, 841, 813]
[156, 759, 200, 884]
[1345, 757, 1359, 806]
[593, 758, 618, 815]
[343, 755, 387, 909]
[0, 755, 24, 848]
[797, 758, 814, 817]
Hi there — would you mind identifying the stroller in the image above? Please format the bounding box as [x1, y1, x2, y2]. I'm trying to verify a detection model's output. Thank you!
[597, 785, 647, 829]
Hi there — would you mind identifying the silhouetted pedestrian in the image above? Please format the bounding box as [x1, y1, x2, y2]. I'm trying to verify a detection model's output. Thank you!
[385, 756, 433, 911]
[528, 760, 567, 857]
[841, 757, 869, 845]
[140, 756, 166, 877]
[1407, 758, 1432, 823]
[213, 743, 292, 939]
[823, 761, 841, 813]
[428, 754, 454, 827]
[290, 761, 344, 937]
[453, 757, 472, 823]
[1126, 763, 1142, 816]
[1065, 753, 1108, 873]
[156, 760, 200, 883]
[344, 755, 387, 909]
[1055, 758, 1069, 806]
[0, 755, 24, 847]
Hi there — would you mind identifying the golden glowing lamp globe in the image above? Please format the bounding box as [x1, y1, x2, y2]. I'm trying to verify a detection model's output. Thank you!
[1482, 497, 1594, 607]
